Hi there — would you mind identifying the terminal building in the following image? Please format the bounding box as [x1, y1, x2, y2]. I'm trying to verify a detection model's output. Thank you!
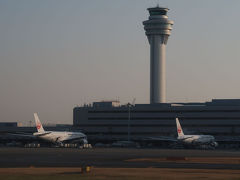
[73, 99, 240, 142]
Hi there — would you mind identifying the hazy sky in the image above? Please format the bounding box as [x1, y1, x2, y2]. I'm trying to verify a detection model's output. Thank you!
[1, 0, 240, 124]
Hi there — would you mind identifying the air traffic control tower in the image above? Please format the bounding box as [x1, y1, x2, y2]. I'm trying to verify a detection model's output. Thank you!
[143, 7, 173, 103]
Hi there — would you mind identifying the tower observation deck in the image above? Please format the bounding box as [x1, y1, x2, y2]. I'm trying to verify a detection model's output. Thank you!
[143, 7, 174, 103]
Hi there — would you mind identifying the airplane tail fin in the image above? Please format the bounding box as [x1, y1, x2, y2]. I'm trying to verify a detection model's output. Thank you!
[176, 118, 184, 137]
[34, 113, 45, 133]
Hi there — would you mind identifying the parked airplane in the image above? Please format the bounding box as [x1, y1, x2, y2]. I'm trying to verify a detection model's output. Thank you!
[176, 118, 218, 149]
[33, 113, 88, 146]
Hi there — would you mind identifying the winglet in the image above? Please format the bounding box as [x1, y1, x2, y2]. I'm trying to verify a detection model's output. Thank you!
[34, 113, 45, 133]
[176, 118, 184, 137]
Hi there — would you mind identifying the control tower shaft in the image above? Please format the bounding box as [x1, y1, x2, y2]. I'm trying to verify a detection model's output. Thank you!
[143, 7, 173, 103]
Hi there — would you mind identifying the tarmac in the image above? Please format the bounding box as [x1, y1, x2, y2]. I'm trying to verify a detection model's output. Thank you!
[0, 148, 240, 169]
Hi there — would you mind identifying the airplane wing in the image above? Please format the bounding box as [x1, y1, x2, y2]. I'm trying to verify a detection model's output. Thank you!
[34, 132, 52, 137]
[6, 132, 35, 138]
[2, 133, 37, 140]
[143, 136, 177, 142]
[61, 137, 86, 143]
[180, 136, 194, 141]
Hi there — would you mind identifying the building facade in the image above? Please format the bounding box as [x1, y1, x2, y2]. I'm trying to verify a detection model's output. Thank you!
[73, 99, 240, 142]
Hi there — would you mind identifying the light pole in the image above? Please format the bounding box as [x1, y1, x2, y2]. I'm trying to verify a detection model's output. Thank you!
[127, 103, 131, 142]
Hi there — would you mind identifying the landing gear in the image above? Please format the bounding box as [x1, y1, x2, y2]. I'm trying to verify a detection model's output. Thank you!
[78, 143, 92, 149]
[196, 142, 218, 150]
[58, 142, 92, 149]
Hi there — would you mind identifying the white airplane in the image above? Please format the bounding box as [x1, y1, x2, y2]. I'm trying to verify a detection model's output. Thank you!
[176, 118, 218, 148]
[33, 113, 88, 146]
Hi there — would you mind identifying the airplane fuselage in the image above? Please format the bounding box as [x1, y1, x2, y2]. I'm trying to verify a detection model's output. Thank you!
[178, 135, 216, 145]
[33, 131, 87, 144]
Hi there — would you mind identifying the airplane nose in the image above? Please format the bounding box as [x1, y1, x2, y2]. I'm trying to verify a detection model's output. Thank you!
[211, 142, 218, 147]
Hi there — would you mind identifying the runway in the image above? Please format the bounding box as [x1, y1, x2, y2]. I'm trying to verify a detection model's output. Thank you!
[0, 148, 240, 169]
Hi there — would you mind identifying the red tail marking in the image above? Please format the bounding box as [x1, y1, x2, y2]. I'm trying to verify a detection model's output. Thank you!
[177, 128, 181, 133]
[36, 123, 41, 130]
